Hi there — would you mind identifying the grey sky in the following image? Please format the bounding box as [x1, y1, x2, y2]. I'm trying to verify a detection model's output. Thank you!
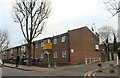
[0, 0, 118, 47]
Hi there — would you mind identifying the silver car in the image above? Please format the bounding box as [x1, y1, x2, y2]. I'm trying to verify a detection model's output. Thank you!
[0, 59, 3, 67]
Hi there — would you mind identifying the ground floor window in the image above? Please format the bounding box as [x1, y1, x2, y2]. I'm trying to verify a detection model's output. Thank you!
[62, 51, 67, 58]
[54, 52, 57, 58]
[41, 54, 44, 59]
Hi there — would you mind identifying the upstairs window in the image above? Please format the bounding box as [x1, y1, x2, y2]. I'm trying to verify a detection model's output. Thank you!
[36, 42, 38, 48]
[62, 51, 67, 58]
[48, 39, 51, 43]
[62, 36, 66, 43]
[31, 44, 34, 49]
[95, 44, 99, 51]
[54, 38, 57, 44]
[21, 46, 26, 52]
[41, 41, 44, 47]
[10, 49, 13, 54]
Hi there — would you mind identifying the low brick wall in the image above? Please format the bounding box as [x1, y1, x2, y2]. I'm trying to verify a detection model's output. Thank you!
[32, 62, 71, 67]
[4, 59, 71, 67]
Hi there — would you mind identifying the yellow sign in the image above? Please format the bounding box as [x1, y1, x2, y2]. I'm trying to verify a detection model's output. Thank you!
[43, 42, 52, 50]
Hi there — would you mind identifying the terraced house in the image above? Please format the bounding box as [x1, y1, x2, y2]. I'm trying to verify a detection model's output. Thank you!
[2, 26, 102, 67]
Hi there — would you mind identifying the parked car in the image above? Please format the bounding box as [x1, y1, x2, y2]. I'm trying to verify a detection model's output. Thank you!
[0, 59, 3, 67]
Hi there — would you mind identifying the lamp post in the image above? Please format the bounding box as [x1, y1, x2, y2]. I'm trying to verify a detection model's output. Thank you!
[71, 49, 74, 65]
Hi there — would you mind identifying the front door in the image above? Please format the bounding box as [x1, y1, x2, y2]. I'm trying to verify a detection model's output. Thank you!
[44, 51, 50, 62]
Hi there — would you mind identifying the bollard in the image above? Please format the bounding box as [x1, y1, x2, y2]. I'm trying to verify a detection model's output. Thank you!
[109, 64, 114, 73]
[97, 63, 102, 72]
[54, 62, 57, 69]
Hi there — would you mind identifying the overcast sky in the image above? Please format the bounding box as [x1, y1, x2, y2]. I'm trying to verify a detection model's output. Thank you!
[0, 0, 118, 47]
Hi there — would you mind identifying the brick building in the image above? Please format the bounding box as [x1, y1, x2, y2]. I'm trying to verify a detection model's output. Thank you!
[3, 26, 101, 66]
[100, 42, 120, 61]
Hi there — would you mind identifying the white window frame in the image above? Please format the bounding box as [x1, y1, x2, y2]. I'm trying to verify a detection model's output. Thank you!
[54, 52, 58, 58]
[36, 42, 38, 48]
[62, 36, 66, 43]
[48, 39, 51, 43]
[62, 51, 67, 58]
[41, 54, 44, 59]
[31, 44, 34, 49]
[54, 38, 57, 44]
[10, 49, 13, 54]
[95, 44, 99, 51]
[41, 41, 44, 47]
[21, 46, 25, 52]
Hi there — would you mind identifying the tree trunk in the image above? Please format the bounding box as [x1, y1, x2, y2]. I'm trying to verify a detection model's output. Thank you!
[27, 41, 32, 66]
[111, 52, 114, 60]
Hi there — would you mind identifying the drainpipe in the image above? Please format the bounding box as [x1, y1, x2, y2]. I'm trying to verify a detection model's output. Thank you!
[67, 31, 71, 63]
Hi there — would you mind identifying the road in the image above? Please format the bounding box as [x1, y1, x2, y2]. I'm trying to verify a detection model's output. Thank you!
[1, 60, 118, 77]
[59, 61, 117, 76]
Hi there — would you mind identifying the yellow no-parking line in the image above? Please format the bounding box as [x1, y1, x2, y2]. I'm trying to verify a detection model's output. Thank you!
[84, 69, 98, 78]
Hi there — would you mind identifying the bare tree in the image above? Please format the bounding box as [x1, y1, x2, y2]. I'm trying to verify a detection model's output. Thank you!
[98, 26, 115, 61]
[98, 26, 114, 44]
[19, 39, 27, 45]
[102, 0, 119, 17]
[13, 0, 51, 65]
[0, 30, 10, 52]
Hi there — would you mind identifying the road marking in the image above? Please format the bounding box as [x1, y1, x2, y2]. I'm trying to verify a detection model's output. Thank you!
[92, 72, 96, 77]
[84, 71, 91, 78]
[84, 69, 98, 78]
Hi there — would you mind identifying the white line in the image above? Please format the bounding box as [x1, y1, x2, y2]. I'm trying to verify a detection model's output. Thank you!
[84, 71, 91, 78]
[88, 71, 93, 76]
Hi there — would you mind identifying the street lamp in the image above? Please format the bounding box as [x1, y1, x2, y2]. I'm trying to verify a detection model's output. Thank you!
[71, 49, 74, 65]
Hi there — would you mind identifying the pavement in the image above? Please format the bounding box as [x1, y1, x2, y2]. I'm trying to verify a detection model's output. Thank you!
[2, 62, 120, 77]
[3, 63, 55, 72]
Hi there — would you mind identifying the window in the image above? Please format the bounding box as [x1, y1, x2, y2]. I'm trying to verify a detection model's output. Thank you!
[3, 52, 5, 55]
[31, 44, 34, 49]
[41, 41, 44, 47]
[54, 38, 57, 44]
[62, 36, 66, 43]
[62, 51, 67, 58]
[10, 49, 13, 54]
[21, 46, 25, 52]
[36, 42, 38, 48]
[95, 44, 99, 51]
[54, 52, 57, 58]
[41, 54, 44, 59]
[48, 39, 51, 43]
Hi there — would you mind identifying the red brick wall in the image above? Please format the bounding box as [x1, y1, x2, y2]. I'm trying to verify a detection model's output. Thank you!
[51, 34, 70, 63]
[69, 27, 101, 64]
[34, 41, 44, 62]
